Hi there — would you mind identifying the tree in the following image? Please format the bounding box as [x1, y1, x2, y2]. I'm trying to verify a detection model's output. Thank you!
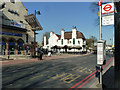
[90, 36, 97, 43]
[86, 36, 97, 47]
[89, 2, 100, 26]
[90, 2, 110, 26]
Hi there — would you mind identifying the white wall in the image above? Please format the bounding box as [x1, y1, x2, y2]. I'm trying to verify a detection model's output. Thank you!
[43, 29, 86, 52]
[48, 32, 59, 47]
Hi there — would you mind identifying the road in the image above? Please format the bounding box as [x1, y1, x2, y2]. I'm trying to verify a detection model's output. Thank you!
[2, 53, 112, 88]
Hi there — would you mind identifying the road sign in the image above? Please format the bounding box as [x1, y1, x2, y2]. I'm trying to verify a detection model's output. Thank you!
[102, 15, 114, 26]
[102, 3, 114, 14]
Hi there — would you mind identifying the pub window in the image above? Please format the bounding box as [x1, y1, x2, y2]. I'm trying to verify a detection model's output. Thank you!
[61, 39, 63, 45]
[73, 38, 75, 44]
[67, 39, 69, 44]
[10, 0, 15, 4]
[26, 34, 28, 43]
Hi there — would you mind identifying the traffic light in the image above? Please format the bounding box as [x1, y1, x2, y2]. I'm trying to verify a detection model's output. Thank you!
[0, 3, 6, 10]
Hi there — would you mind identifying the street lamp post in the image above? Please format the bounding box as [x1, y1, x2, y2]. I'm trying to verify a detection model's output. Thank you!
[33, 10, 40, 57]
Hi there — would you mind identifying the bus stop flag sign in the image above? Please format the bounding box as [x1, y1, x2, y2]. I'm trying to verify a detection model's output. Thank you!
[102, 3, 114, 26]
[102, 3, 114, 14]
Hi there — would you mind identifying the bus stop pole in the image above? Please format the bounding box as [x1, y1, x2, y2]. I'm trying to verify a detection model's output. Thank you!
[99, 0, 103, 88]
[99, 2, 102, 40]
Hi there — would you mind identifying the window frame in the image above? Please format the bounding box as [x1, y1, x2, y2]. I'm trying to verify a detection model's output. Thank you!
[26, 34, 28, 43]
[61, 39, 63, 45]
[73, 38, 75, 44]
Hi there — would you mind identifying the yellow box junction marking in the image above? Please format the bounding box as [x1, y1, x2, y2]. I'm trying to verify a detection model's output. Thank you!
[60, 74, 81, 83]
[51, 73, 67, 79]
[79, 67, 87, 72]
[85, 69, 93, 74]
[50, 67, 95, 83]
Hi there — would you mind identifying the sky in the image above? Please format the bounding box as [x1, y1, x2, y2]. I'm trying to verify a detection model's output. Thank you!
[22, 2, 114, 45]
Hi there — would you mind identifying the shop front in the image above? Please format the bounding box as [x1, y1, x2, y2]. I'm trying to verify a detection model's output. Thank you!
[1, 20, 28, 55]
[17, 39, 24, 54]
[0, 37, 25, 55]
[8, 38, 15, 55]
[1, 38, 6, 55]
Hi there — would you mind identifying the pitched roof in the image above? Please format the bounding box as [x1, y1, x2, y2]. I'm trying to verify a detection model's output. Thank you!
[64, 31, 72, 39]
[76, 31, 86, 40]
[64, 31, 86, 40]
[55, 34, 61, 40]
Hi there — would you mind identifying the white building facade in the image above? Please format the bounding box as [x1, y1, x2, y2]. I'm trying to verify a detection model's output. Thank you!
[43, 26, 86, 53]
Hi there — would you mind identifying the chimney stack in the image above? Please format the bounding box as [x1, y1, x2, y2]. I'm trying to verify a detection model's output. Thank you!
[61, 28, 64, 39]
[72, 26, 77, 39]
[44, 35, 47, 46]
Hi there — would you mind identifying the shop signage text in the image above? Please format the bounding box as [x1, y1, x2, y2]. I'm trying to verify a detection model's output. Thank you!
[10, 20, 22, 28]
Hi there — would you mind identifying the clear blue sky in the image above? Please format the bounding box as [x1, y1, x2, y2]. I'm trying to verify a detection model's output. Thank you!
[23, 2, 114, 45]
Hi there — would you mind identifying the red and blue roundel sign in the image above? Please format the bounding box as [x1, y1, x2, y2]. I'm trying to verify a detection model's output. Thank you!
[103, 4, 112, 11]
[102, 3, 114, 14]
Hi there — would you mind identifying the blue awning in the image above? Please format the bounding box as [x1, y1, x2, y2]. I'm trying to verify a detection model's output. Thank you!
[17, 43, 23, 45]
[0, 42, 6, 45]
[9, 43, 15, 45]
[0, 31, 22, 37]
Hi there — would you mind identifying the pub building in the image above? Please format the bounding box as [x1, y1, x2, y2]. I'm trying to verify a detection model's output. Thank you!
[0, 0, 43, 56]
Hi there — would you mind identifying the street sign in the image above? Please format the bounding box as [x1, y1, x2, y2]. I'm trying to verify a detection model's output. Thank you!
[102, 3, 114, 14]
[102, 15, 114, 26]
[97, 40, 106, 65]
[10, 20, 22, 28]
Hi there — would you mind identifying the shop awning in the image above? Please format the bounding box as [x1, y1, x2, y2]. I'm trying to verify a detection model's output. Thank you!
[25, 14, 43, 31]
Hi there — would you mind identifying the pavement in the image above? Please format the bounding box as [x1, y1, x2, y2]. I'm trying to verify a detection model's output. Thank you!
[89, 56, 114, 89]
[1, 53, 91, 66]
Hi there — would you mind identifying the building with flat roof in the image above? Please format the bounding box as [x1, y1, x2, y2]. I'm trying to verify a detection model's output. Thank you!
[0, 0, 43, 56]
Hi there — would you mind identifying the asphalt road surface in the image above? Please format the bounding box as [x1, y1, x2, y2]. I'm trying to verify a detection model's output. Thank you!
[2, 53, 112, 88]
